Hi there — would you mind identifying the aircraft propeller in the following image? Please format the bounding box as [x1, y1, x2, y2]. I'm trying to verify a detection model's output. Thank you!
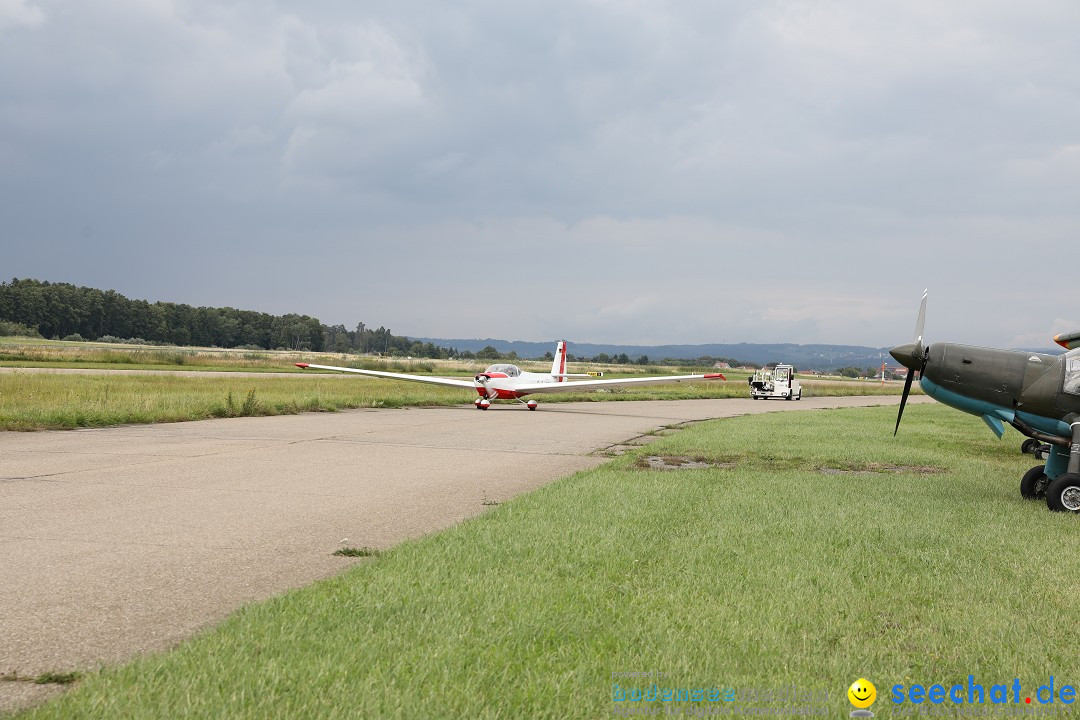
[890, 289, 928, 435]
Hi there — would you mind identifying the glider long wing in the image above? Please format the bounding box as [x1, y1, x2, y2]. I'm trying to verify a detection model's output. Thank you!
[295, 363, 476, 389]
[513, 373, 726, 395]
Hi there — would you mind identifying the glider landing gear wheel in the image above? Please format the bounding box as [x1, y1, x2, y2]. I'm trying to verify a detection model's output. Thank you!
[526, 400, 538, 411]
[1046, 473, 1080, 512]
[1020, 465, 1048, 500]
[476, 398, 491, 410]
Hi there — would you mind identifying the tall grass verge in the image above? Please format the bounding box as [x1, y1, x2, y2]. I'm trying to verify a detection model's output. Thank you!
[0, 374, 467, 430]
[0, 371, 915, 430]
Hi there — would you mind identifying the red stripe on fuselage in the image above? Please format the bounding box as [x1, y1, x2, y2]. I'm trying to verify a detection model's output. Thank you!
[475, 387, 522, 399]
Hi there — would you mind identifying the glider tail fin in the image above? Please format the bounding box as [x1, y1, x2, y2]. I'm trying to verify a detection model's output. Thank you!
[551, 341, 567, 381]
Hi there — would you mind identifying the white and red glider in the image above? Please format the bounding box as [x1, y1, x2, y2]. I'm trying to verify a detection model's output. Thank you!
[296, 341, 726, 410]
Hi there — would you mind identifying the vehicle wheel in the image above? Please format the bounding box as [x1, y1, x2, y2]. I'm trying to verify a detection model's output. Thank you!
[796, 391, 802, 400]
[1021, 438, 1041, 455]
[785, 392, 792, 401]
[1046, 473, 1080, 512]
[1020, 465, 1048, 500]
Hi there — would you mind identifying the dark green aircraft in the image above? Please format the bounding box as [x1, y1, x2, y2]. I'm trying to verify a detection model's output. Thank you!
[891, 291, 1080, 513]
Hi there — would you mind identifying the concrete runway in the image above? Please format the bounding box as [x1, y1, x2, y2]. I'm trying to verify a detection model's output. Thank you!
[0, 395, 928, 712]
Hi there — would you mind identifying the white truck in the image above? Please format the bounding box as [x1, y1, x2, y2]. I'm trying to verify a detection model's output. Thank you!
[749, 364, 802, 400]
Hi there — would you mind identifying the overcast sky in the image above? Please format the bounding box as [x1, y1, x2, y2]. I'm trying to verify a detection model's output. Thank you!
[2, 1, 1078, 348]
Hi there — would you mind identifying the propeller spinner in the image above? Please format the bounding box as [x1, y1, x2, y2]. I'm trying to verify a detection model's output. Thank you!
[890, 289, 928, 435]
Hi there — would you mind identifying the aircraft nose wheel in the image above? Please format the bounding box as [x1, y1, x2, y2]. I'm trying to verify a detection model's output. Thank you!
[1046, 473, 1080, 512]
[526, 400, 538, 411]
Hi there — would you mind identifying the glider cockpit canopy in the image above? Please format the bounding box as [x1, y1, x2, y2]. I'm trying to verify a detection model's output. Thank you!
[482, 363, 521, 377]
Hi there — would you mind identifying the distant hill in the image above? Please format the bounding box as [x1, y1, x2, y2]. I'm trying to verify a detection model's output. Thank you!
[407, 337, 900, 371]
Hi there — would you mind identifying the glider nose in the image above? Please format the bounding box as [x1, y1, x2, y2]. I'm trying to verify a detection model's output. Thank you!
[890, 342, 921, 372]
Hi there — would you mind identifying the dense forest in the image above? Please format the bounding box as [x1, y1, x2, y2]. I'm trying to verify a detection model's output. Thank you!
[0, 278, 458, 357]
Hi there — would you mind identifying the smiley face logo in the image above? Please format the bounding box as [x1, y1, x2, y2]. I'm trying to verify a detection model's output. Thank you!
[848, 678, 877, 709]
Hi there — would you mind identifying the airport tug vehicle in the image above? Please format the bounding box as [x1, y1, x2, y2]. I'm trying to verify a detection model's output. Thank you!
[749, 364, 802, 400]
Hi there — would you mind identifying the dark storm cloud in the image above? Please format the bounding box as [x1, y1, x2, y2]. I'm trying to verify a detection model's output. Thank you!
[2, 1, 1078, 346]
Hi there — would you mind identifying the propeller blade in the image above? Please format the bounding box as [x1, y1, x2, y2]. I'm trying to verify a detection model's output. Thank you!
[914, 289, 927, 345]
[894, 367, 915, 436]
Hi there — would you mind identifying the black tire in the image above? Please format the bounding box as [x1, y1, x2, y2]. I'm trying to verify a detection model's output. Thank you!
[1020, 465, 1048, 500]
[785, 392, 793, 401]
[796, 391, 802, 401]
[1046, 473, 1080, 512]
[1021, 438, 1040, 455]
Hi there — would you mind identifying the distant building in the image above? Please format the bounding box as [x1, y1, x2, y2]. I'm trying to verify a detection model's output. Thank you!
[713, 361, 731, 369]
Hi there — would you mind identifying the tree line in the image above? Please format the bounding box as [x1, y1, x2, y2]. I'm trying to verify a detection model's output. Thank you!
[0, 279, 454, 355]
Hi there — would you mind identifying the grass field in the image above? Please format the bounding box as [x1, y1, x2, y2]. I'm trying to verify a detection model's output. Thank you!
[0, 373, 471, 430]
[0, 344, 910, 430]
[0, 337, 438, 374]
[0, 373, 908, 431]
[16, 404, 1079, 719]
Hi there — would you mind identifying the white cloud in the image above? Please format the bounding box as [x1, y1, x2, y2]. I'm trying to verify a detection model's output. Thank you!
[1009, 319, 1080, 350]
[0, 0, 44, 31]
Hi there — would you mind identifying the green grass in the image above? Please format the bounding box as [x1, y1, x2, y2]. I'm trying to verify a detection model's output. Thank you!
[332, 547, 380, 558]
[0, 374, 471, 430]
[0, 335, 914, 430]
[17, 404, 1079, 719]
[0, 672, 81, 687]
[0, 370, 910, 430]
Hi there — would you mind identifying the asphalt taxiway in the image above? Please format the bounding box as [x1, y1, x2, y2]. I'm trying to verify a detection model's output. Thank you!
[0, 395, 929, 712]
